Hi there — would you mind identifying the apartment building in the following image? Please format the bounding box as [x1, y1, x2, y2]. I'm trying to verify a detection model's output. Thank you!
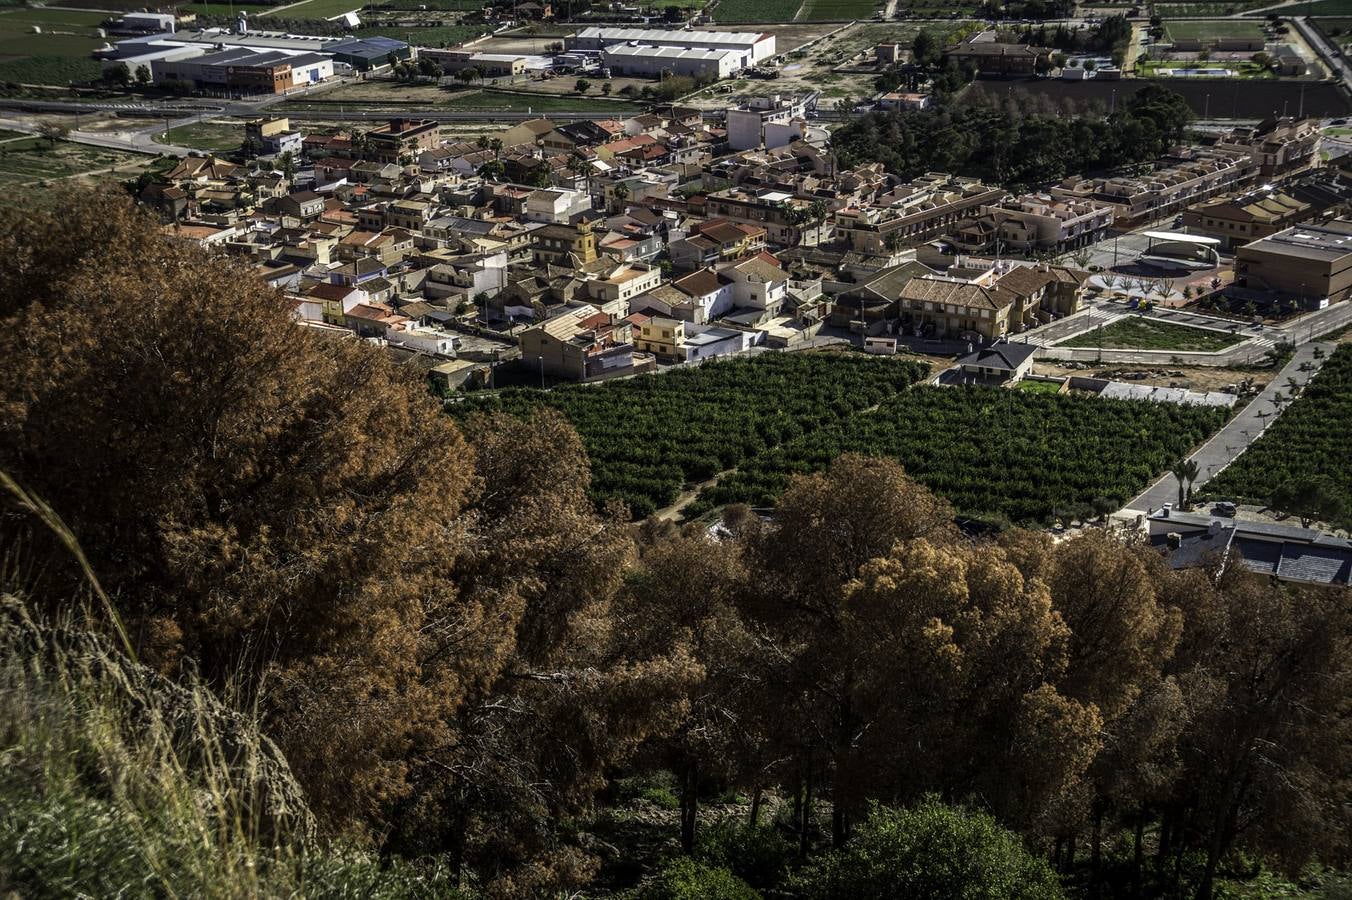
[1181, 188, 1311, 249]
[633, 317, 751, 363]
[835, 173, 1006, 253]
[245, 117, 303, 155]
[1216, 117, 1321, 177]
[704, 187, 811, 247]
[1050, 147, 1258, 225]
[363, 118, 439, 163]
[726, 95, 810, 151]
[949, 193, 1115, 254]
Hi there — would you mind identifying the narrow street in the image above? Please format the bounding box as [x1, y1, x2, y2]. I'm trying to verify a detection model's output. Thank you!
[1125, 341, 1335, 514]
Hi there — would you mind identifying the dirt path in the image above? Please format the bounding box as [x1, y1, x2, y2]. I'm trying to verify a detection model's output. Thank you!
[657, 469, 734, 522]
[651, 395, 895, 522]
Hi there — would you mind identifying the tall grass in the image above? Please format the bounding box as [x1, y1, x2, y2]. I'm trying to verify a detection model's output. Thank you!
[0, 595, 466, 898]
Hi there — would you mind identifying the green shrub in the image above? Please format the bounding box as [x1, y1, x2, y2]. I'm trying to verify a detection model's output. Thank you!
[791, 799, 1063, 900]
[638, 858, 761, 900]
[696, 820, 794, 890]
[615, 771, 681, 810]
[639, 786, 680, 810]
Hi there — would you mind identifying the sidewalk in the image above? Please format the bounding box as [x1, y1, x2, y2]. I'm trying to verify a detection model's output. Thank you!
[1124, 341, 1334, 514]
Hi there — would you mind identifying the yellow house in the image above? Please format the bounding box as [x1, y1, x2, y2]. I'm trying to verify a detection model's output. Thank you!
[307, 282, 365, 326]
[635, 316, 686, 360]
[532, 220, 598, 267]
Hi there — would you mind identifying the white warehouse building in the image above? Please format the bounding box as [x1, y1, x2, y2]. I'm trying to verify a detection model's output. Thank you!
[601, 44, 742, 79]
[569, 26, 775, 66]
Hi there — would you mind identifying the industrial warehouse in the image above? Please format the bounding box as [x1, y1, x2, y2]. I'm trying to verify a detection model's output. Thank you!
[91, 11, 785, 97]
[567, 26, 776, 69]
[601, 45, 743, 79]
[94, 21, 409, 94]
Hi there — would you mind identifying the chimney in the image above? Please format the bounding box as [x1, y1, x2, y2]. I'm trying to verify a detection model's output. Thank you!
[1166, 532, 1182, 550]
[1208, 519, 1223, 536]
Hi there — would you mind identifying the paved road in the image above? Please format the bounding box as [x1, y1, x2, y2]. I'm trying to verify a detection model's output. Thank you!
[1294, 16, 1352, 92]
[1125, 341, 1335, 514]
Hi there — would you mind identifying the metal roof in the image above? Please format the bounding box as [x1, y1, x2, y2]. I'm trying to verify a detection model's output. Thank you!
[1142, 230, 1221, 245]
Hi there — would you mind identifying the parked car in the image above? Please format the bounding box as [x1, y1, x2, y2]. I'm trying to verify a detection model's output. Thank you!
[1213, 501, 1237, 517]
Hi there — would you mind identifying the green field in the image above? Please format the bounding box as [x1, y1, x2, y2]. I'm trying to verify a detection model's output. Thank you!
[1018, 378, 1065, 394]
[0, 7, 109, 84]
[181, 1, 282, 15]
[1314, 14, 1352, 40]
[371, 0, 484, 8]
[260, 0, 364, 15]
[892, 0, 985, 15]
[712, 0, 802, 23]
[797, 0, 880, 19]
[50, 0, 194, 7]
[1060, 318, 1244, 352]
[441, 89, 643, 112]
[354, 23, 487, 46]
[0, 137, 148, 188]
[1158, 0, 1270, 14]
[1164, 18, 1265, 40]
[0, 8, 111, 26]
[1276, 0, 1352, 13]
[158, 120, 243, 151]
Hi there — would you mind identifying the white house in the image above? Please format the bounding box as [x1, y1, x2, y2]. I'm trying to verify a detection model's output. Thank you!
[726, 256, 789, 310]
[590, 262, 663, 304]
[388, 325, 459, 358]
[671, 268, 735, 322]
[524, 187, 592, 224]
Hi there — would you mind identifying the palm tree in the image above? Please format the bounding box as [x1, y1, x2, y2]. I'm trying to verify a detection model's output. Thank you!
[567, 155, 590, 198]
[1172, 459, 1200, 510]
[807, 198, 829, 246]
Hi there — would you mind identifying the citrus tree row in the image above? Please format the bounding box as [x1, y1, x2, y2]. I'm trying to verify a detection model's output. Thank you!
[454, 353, 930, 518]
[692, 386, 1229, 526]
[1201, 345, 1352, 530]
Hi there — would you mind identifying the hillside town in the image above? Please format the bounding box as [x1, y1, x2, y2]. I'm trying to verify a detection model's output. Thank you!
[6, 0, 1352, 895]
[127, 106, 1346, 395]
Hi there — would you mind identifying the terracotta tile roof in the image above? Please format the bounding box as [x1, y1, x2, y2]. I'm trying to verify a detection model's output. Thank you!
[898, 277, 1013, 311]
[673, 268, 728, 297]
